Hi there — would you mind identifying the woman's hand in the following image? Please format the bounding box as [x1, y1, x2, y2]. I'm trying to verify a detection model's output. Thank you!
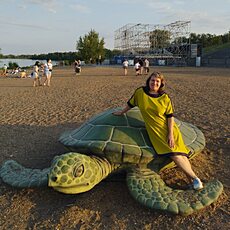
[112, 105, 131, 116]
[112, 110, 123, 116]
[167, 117, 175, 148]
[167, 133, 175, 148]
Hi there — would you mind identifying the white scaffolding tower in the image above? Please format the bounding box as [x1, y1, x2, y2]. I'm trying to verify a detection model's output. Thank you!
[114, 21, 191, 65]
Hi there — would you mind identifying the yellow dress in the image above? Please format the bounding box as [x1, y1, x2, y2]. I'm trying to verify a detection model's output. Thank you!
[127, 87, 190, 156]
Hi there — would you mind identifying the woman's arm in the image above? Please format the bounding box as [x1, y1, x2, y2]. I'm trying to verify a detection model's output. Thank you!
[112, 105, 131, 116]
[167, 116, 175, 148]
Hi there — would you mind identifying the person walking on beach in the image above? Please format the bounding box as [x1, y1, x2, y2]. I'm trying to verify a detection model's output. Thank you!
[74, 60, 81, 75]
[122, 59, 129, 76]
[38, 63, 44, 85]
[113, 71, 203, 190]
[134, 61, 141, 76]
[3, 64, 7, 76]
[144, 58, 150, 74]
[32, 61, 40, 87]
[43, 59, 53, 87]
[138, 59, 144, 75]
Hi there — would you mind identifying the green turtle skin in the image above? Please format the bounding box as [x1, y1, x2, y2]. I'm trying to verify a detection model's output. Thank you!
[0, 108, 223, 216]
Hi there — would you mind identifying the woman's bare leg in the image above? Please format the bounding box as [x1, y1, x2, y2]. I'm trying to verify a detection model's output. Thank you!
[170, 155, 197, 180]
[47, 75, 51, 86]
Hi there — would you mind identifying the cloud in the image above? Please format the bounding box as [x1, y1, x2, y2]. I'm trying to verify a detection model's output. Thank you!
[0, 20, 51, 30]
[69, 3, 91, 14]
[142, 1, 229, 34]
[147, 1, 173, 14]
[18, 3, 27, 10]
[21, 0, 59, 13]
[164, 9, 230, 34]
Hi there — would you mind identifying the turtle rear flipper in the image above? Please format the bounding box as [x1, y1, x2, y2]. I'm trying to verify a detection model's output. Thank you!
[127, 168, 223, 216]
[0, 160, 49, 187]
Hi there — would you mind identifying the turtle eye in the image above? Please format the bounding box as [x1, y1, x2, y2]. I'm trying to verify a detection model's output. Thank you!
[73, 164, 84, 178]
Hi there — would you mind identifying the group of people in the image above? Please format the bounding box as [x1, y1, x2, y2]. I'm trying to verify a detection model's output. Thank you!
[1, 64, 28, 78]
[113, 71, 203, 191]
[1, 65, 21, 77]
[32, 59, 53, 87]
[122, 58, 150, 76]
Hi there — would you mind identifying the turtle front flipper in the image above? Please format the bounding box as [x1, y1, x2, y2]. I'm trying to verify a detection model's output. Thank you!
[127, 168, 223, 216]
[0, 160, 49, 187]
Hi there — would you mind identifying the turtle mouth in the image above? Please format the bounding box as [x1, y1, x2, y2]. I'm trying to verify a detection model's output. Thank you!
[50, 183, 91, 194]
[50, 182, 89, 188]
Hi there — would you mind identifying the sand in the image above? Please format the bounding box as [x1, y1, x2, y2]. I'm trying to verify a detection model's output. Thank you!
[0, 66, 229, 229]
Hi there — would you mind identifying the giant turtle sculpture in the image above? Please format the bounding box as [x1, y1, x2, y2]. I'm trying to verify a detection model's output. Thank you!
[0, 108, 223, 216]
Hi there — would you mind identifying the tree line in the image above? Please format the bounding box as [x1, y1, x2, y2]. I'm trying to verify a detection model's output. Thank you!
[1, 30, 229, 64]
[190, 31, 230, 47]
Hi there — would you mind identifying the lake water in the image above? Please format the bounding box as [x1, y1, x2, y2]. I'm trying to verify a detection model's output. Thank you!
[0, 59, 58, 68]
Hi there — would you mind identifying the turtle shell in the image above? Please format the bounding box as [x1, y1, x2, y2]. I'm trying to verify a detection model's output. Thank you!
[59, 108, 205, 165]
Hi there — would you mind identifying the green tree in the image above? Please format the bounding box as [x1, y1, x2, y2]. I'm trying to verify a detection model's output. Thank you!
[0, 48, 3, 58]
[76, 30, 105, 64]
[104, 48, 122, 59]
[189, 33, 229, 48]
[8, 62, 19, 69]
[149, 29, 171, 49]
[221, 31, 230, 43]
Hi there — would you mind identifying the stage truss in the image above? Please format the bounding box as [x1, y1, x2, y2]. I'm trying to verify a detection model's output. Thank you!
[114, 21, 191, 65]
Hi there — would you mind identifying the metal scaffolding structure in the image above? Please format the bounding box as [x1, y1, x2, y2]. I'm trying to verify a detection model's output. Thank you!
[114, 23, 158, 52]
[114, 21, 191, 65]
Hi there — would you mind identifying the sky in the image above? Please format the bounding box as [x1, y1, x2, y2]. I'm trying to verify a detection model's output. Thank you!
[0, 0, 230, 55]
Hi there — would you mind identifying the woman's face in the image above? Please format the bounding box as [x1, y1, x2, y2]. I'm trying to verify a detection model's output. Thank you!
[149, 76, 161, 92]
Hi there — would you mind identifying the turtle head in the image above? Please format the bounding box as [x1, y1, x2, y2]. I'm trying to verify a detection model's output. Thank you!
[48, 152, 102, 194]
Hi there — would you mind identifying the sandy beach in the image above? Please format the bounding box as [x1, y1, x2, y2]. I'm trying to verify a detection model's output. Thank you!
[0, 66, 229, 229]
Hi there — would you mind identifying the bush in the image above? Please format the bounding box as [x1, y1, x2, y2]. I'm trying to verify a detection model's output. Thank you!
[8, 62, 19, 69]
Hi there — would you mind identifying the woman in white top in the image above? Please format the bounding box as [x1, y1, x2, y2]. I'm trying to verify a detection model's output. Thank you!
[122, 59, 129, 76]
[134, 61, 141, 76]
[32, 61, 40, 87]
[43, 59, 53, 87]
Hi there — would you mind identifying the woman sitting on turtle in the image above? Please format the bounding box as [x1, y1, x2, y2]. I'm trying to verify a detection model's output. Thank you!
[113, 71, 203, 190]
